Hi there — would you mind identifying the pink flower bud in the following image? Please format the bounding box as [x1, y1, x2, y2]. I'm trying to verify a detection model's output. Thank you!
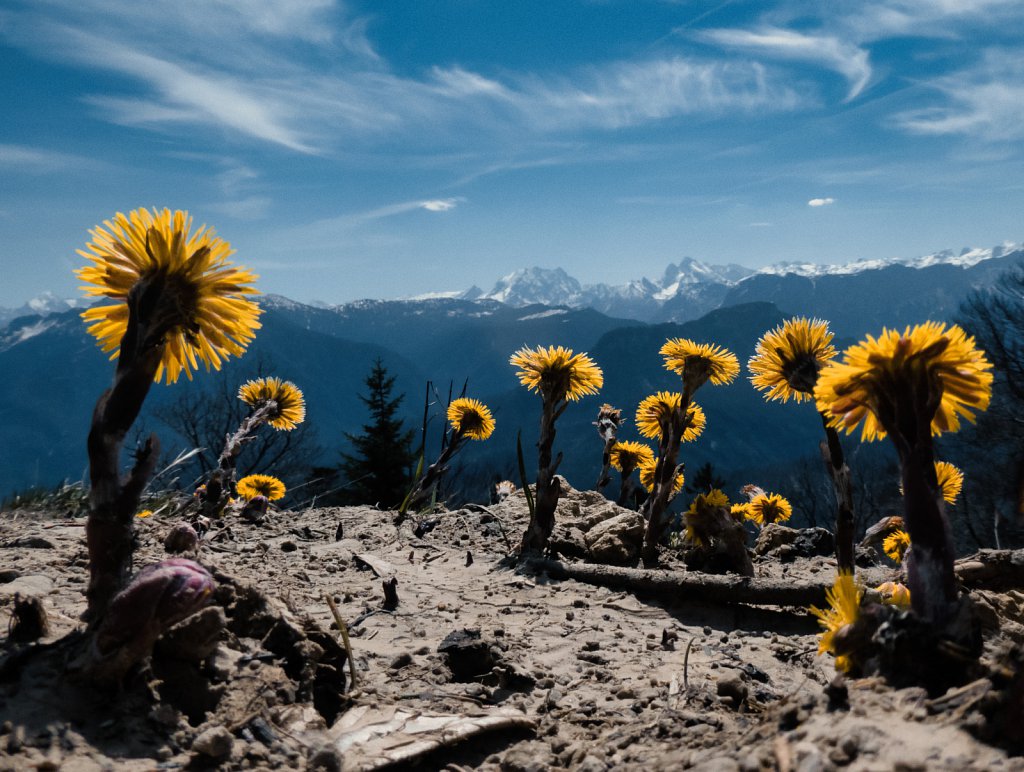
[95, 558, 215, 656]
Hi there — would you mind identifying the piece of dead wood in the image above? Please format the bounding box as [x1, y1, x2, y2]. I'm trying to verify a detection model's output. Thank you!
[327, 706, 536, 771]
[354, 553, 395, 579]
[521, 558, 828, 607]
[955, 549, 1024, 591]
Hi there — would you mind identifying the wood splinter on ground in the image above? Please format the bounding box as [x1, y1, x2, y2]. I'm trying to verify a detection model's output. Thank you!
[521, 557, 830, 607]
[382, 577, 400, 610]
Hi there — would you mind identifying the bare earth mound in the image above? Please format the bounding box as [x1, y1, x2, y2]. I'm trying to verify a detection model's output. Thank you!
[2, 483, 1023, 770]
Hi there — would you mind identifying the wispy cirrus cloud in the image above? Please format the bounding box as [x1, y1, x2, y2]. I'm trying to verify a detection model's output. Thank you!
[698, 27, 871, 101]
[835, 0, 1024, 42]
[892, 50, 1024, 142]
[0, 1, 808, 154]
[0, 143, 99, 172]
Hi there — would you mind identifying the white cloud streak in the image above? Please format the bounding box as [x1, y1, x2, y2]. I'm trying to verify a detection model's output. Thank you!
[0, 143, 98, 172]
[808, 198, 835, 207]
[892, 50, 1024, 142]
[421, 199, 458, 212]
[699, 27, 871, 101]
[1, 3, 808, 154]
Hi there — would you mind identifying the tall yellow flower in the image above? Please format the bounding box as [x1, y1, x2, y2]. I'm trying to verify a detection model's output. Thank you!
[661, 339, 739, 389]
[238, 377, 306, 430]
[510, 345, 603, 402]
[748, 317, 836, 402]
[814, 322, 993, 442]
[810, 571, 862, 673]
[935, 461, 964, 504]
[897, 461, 963, 504]
[609, 440, 654, 472]
[635, 393, 706, 441]
[684, 489, 730, 547]
[447, 397, 495, 440]
[236, 474, 286, 502]
[638, 456, 684, 493]
[77, 207, 262, 384]
[743, 492, 793, 526]
[883, 529, 911, 563]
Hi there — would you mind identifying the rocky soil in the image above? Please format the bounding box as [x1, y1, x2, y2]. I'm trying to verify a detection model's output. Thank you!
[1, 481, 1023, 770]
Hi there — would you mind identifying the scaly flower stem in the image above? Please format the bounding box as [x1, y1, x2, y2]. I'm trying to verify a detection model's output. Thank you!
[818, 413, 856, 573]
[521, 399, 566, 553]
[85, 281, 165, 624]
[642, 391, 690, 559]
[596, 436, 615, 493]
[885, 368, 957, 623]
[201, 400, 276, 517]
[897, 437, 956, 622]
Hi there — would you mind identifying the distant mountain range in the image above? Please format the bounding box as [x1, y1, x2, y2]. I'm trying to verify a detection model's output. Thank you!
[5, 242, 1020, 334]
[1, 242, 1020, 502]
[438, 243, 1022, 332]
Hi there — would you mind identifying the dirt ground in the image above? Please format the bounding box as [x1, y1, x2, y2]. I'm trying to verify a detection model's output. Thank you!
[1, 481, 1023, 771]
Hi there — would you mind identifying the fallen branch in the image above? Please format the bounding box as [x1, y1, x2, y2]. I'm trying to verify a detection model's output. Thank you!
[520, 558, 828, 607]
[955, 549, 1024, 591]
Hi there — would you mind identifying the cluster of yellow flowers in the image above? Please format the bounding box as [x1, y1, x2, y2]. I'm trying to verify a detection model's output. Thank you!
[76, 208, 996, 677]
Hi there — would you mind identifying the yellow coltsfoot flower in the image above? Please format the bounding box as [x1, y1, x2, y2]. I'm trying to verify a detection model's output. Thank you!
[743, 492, 793, 526]
[77, 207, 262, 384]
[609, 440, 654, 473]
[898, 461, 964, 504]
[749, 317, 836, 402]
[638, 455, 684, 494]
[934, 461, 964, 504]
[510, 345, 603, 402]
[238, 377, 306, 430]
[810, 571, 862, 673]
[683, 488, 731, 547]
[447, 397, 495, 440]
[814, 322, 993, 442]
[236, 474, 286, 502]
[883, 529, 911, 563]
[661, 339, 739, 391]
[876, 581, 912, 609]
[635, 393, 706, 441]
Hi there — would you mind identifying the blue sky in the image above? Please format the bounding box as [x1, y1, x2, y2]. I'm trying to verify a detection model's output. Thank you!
[1, 0, 1023, 307]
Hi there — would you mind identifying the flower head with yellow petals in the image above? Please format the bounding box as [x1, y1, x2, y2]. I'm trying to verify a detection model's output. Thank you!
[814, 322, 993, 442]
[683, 488, 730, 547]
[447, 397, 495, 440]
[609, 441, 654, 474]
[76, 207, 262, 384]
[661, 339, 740, 392]
[635, 393, 706, 442]
[935, 461, 964, 504]
[510, 345, 603, 403]
[743, 492, 793, 526]
[876, 581, 912, 609]
[898, 461, 964, 504]
[883, 529, 911, 564]
[810, 571, 862, 673]
[638, 456, 684, 494]
[239, 377, 306, 431]
[236, 474, 286, 502]
[749, 317, 836, 403]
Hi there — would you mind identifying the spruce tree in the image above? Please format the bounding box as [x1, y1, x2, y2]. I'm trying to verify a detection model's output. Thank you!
[338, 358, 415, 508]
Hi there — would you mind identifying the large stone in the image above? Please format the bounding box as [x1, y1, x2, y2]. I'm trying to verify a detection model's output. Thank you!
[0, 574, 53, 598]
[754, 524, 834, 559]
[585, 511, 644, 565]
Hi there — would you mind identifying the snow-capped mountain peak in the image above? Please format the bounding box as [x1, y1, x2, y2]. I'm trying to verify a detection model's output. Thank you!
[756, 242, 1020, 278]
[486, 267, 582, 307]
